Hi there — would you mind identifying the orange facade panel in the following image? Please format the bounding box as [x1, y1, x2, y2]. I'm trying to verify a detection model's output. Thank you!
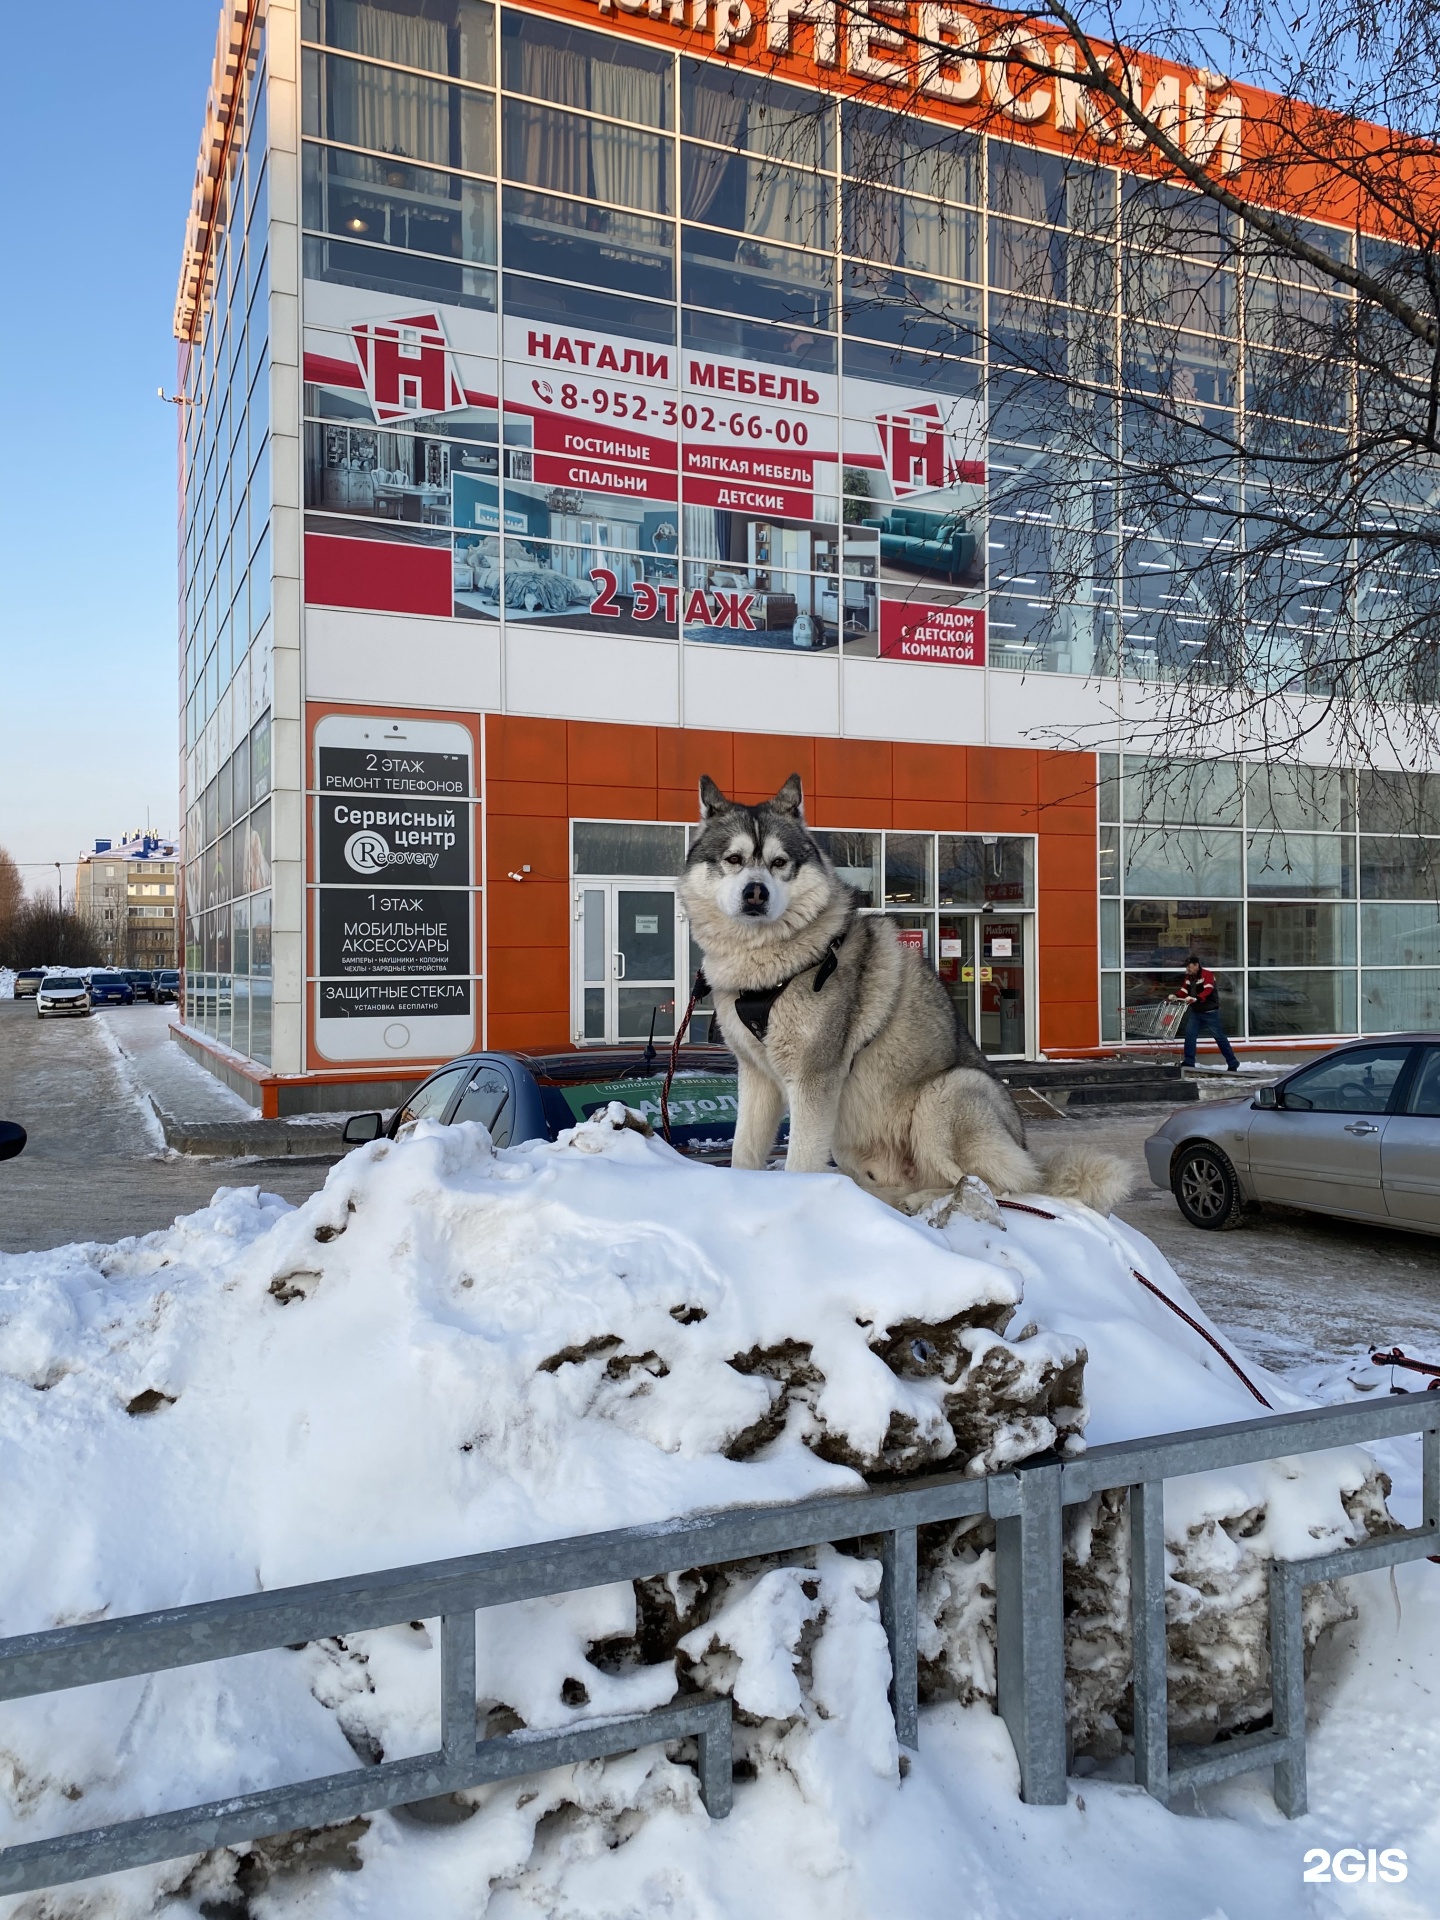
[481, 716, 1098, 1055]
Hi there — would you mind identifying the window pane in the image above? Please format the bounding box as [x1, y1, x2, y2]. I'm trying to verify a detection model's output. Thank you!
[1361, 969, 1440, 1032]
[581, 888, 605, 981]
[1248, 970, 1356, 1037]
[1123, 827, 1241, 897]
[316, 0, 495, 84]
[1358, 769, 1440, 835]
[1246, 830, 1353, 899]
[683, 61, 829, 167]
[937, 836, 1033, 908]
[1359, 837, 1440, 901]
[845, 188, 977, 283]
[505, 100, 669, 213]
[685, 147, 830, 251]
[811, 830, 878, 907]
[501, 11, 671, 127]
[503, 190, 671, 300]
[1124, 900, 1241, 967]
[1405, 1048, 1440, 1115]
[1122, 757, 1242, 825]
[396, 1064, 469, 1128]
[844, 104, 979, 206]
[682, 227, 832, 329]
[574, 822, 685, 875]
[1245, 764, 1352, 831]
[1282, 1040, 1409, 1108]
[885, 833, 933, 907]
[1101, 970, 1122, 1041]
[304, 143, 495, 263]
[310, 51, 494, 174]
[1097, 752, 1120, 822]
[618, 985, 675, 1039]
[1248, 901, 1355, 966]
[1125, 969, 1240, 1036]
[1099, 824, 1119, 895]
[453, 1065, 510, 1132]
[1361, 902, 1440, 965]
[1100, 898, 1120, 970]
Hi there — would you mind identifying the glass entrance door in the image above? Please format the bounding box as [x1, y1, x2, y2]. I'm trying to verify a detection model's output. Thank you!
[932, 913, 1030, 1056]
[575, 884, 684, 1043]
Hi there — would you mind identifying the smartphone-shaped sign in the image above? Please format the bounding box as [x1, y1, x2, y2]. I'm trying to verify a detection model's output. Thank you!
[312, 714, 475, 1064]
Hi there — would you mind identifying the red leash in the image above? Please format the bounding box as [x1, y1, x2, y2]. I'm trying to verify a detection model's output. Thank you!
[660, 969, 708, 1147]
[995, 1200, 1272, 1408]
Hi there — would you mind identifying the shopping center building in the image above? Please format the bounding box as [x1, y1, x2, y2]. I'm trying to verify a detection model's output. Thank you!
[173, 0, 1440, 1110]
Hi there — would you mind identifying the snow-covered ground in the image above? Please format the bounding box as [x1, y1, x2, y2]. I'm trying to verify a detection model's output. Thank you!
[0, 1114, 1434, 1918]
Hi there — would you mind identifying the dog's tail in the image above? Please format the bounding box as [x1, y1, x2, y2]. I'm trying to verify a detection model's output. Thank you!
[1033, 1145, 1134, 1217]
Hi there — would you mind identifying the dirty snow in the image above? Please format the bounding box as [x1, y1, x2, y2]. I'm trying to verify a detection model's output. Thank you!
[0, 1112, 1433, 1918]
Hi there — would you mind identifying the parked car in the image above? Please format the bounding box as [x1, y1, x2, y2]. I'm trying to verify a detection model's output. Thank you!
[119, 969, 157, 1001]
[36, 975, 92, 1019]
[152, 970, 181, 1005]
[343, 1046, 754, 1157]
[12, 969, 44, 999]
[88, 971, 136, 1006]
[1146, 1035, 1440, 1233]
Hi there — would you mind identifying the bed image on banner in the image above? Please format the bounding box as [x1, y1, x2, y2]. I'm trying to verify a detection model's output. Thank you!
[302, 283, 499, 616]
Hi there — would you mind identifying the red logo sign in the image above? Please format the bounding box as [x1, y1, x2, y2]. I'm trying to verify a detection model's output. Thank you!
[875, 404, 985, 494]
[352, 312, 465, 424]
[879, 601, 986, 666]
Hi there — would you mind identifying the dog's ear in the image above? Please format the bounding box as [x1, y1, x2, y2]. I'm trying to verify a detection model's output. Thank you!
[771, 774, 805, 818]
[698, 774, 730, 818]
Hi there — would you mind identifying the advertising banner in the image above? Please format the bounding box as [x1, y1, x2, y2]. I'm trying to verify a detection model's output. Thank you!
[317, 793, 470, 887]
[317, 888, 471, 979]
[879, 598, 986, 667]
[318, 979, 473, 1020]
[310, 715, 477, 1065]
[304, 279, 988, 660]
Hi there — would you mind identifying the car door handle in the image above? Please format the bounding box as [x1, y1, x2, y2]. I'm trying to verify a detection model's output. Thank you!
[1344, 1121, 1380, 1134]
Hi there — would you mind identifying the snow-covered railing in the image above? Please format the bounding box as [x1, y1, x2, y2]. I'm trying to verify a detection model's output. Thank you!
[0, 1394, 1434, 1898]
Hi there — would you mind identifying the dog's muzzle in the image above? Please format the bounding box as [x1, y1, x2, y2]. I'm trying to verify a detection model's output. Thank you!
[740, 880, 770, 916]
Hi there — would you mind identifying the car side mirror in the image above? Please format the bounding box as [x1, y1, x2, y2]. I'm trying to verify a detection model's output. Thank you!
[0, 1121, 27, 1162]
[342, 1112, 384, 1144]
[1254, 1085, 1278, 1109]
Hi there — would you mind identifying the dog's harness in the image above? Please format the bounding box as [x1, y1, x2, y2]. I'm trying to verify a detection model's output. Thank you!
[656, 923, 852, 1145]
[731, 925, 850, 1043]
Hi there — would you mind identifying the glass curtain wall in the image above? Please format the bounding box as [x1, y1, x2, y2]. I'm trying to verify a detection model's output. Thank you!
[576, 821, 1035, 1054]
[180, 12, 274, 1060]
[291, 3, 1380, 678]
[1100, 756, 1440, 1040]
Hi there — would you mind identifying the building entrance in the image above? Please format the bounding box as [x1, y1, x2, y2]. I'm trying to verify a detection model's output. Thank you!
[576, 881, 687, 1045]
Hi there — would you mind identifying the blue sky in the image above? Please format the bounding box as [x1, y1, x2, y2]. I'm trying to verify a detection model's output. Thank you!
[0, 3, 216, 893]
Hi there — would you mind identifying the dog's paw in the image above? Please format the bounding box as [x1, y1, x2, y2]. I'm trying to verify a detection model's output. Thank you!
[917, 1175, 1005, 1230]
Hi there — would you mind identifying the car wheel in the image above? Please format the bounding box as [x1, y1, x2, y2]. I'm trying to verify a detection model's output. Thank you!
[1171, 1141, 1246, 1230]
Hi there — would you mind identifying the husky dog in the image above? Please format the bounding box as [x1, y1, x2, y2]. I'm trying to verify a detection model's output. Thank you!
[678, 774, 1131, 1217]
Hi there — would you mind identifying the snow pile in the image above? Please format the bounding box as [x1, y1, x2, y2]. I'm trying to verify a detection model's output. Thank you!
[0, 969, 13, 1000]
[0, 1113, 1396, 1917]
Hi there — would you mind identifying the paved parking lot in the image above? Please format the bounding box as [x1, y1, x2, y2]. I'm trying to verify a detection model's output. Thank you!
[0, 1000, 335, 1252]
[1038, 1102, 1440, 1379]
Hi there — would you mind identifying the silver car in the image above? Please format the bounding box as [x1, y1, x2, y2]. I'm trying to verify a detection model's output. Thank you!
[1145, 1035, 1440, 1233]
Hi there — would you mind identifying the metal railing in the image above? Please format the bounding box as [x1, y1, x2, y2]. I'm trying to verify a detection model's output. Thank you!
[0, 1393, 1434, 1898]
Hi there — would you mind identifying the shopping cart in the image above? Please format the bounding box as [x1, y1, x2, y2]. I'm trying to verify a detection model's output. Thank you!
[1125, 998, 1188, 1041]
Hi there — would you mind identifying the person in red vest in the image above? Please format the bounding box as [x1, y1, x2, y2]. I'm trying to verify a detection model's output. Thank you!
[1172, 956, 1240, 1071]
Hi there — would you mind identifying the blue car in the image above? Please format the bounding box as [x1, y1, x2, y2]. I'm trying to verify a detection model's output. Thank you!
[88, 971, 136, 1006]
[342, 1045, 765, 1160]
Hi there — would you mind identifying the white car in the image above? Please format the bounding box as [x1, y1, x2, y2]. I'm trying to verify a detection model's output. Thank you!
[36, 975, 92, 1018]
